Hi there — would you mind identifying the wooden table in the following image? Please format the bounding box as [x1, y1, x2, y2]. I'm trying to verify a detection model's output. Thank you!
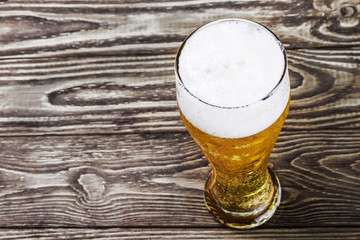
[0, 0, 359, 239]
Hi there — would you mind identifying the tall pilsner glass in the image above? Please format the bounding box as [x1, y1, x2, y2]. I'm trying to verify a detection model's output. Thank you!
[175, 19, 290, 229]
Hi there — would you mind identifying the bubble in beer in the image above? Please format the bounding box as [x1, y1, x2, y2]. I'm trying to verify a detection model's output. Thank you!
[176, 19, 290, 138]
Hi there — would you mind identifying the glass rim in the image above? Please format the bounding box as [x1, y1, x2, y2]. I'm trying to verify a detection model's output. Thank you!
[175, 18, 288, 109]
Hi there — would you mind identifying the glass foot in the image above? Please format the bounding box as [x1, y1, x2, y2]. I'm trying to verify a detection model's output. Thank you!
[204, 167, 281, 229]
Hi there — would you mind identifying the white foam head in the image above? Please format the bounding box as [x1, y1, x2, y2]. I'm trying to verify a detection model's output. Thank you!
[176, 19, 290, 138]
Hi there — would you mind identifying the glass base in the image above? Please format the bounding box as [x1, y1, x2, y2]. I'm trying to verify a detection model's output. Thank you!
[204, 167, 281, 229]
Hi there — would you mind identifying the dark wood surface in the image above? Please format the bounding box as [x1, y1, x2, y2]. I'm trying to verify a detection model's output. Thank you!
[0, 0, 359, 239]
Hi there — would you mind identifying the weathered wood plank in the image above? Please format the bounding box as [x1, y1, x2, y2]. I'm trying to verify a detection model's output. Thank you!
[0, 130, 358, 227]
[0, 0, 357, 237]
[0, 0, 359, 59]
[0, 48, 358, 136]
[0, 227, 359, 240]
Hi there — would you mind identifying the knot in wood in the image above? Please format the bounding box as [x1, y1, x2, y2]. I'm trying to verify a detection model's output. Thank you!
[77, 173, 106, 201]
[340, 6, 357, 18]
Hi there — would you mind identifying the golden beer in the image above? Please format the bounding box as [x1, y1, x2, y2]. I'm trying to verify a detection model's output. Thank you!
[175, 18, 290, 228]
[179, 99, 289, 227]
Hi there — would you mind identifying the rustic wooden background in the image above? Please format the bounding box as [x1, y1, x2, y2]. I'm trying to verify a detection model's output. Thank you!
[0, 0, 359, 239]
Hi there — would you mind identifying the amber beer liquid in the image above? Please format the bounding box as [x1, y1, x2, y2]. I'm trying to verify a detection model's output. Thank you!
[175, 19, 290, 229]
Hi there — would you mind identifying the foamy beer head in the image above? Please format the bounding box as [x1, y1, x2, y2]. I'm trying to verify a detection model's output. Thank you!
[176, 19, 290, 138]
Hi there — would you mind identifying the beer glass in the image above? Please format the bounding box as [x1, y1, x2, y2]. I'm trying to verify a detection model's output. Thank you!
[175, 19, 290, 229]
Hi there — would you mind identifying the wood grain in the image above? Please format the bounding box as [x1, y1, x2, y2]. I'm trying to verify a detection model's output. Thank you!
[0, 0, 359, 236]
[0, 0, 359, 59]
[0, 130, 358, 227]
[0, 227, 359, 240]
[0, 48, 358, 136]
